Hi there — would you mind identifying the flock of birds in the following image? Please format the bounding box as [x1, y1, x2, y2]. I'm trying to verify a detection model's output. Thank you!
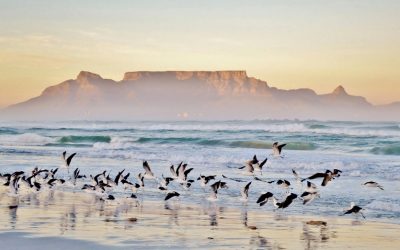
[0, 142, 385, 219]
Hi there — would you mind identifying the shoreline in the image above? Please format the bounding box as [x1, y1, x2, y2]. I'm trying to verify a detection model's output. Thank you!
[1, 190, 399, 249]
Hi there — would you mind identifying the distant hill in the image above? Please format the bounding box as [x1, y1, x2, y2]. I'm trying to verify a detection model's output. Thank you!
[1, 71, 398, 121]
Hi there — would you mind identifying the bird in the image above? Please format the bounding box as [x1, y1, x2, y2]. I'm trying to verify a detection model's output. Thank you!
[159, 175, 174, 189]
[137, 173, 145, 188]
[292, 169, 301, 182]
[256, 192, 274, 206]
[300, 191, 319, 205]
[273, 193, 298, 209]
[276, 179, 291, 189]
[272, 142, 286, 157]
[343, 202, 365, 219]
[305, 181, 318, 193]
[62, 151, 77, 172]
[176, 163, 193, 183]
[363, 181, 384, 190]
[245, 155, 268, 173]
[165, 191, 180, 201]
[208, 181, 228, 201]
[253, 177, 275, 184]
[332, 169, 342, 179]
[142, 161, 156, 179]
[238, 163, 254, 176]
[240, 182, 252, 202]
[302, 170, 333, 186]
[197, 175, 216, 187]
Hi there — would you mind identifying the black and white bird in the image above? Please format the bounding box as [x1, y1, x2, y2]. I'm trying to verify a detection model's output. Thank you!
[159, 175, 174, 190]
[240, 182, 252, 202]
[343, 202, 365, 219]
[331, 169, 342, 179]
[208, 180, 228, 201]
[245, 155, 268, 173]
[165, 191, 180, 201]
[300, 191, 319, 205]
[292, 169, 301, 182]
[177, 163, 193, 183]
[238, 163, 254, 176]
[363, 181, 384, 190]
[273, 193, 298, 209]
[305, 181, 318, 192]
[276, 179, 291, 189]
[302, 170, 333, 186]
[272, 142, 286, 157]
[256, 192, 274, 206]
[142, 161, 156, 180]
[62, 151, 77, 172]
[197, 175, 216, 187]
[71, 168, 86, 186]
[137, 173, 145, 188]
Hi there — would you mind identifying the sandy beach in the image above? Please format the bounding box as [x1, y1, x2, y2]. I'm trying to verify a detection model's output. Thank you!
[1, 189, 399, 250]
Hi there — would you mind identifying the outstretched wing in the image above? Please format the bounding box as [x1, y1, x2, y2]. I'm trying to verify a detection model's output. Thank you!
[66, 153, 77, 167]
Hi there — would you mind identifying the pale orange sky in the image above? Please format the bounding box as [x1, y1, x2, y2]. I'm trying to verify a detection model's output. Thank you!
[1, 0, 399, 108]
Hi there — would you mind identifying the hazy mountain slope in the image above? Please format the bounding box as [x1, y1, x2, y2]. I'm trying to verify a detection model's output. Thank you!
[1, 71, 398, 121]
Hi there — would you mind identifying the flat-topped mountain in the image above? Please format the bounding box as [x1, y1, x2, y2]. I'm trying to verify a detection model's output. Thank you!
[1, 71, 398, 121]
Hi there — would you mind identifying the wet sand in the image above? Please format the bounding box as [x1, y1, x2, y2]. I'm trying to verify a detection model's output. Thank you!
[0, 189, 399, 250]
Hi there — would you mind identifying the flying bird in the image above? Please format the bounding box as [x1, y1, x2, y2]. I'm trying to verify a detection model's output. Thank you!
[342, 202, 365, 219]
[273, 193, 298, 209]
[165, 191, 180, 201]
[300, 191, 319, 205]
[240, 182, 252, 202]
[256, 192, 274, 206]
[272, 142, 286, 157]
[363, 181, 384, 190]
[62, 151, 77, 172]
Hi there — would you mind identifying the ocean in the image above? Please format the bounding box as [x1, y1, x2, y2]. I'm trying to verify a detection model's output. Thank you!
[1, 120, 399, 223]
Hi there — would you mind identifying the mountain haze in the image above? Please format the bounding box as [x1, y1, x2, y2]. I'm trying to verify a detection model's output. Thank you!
[2, 71, 398, 121]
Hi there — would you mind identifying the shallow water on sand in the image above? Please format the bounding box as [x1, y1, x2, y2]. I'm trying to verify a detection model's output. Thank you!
[0, 190, 400, 249]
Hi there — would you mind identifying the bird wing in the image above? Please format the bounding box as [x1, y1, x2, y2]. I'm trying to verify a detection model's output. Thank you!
[165, 192, 179, 201]
[142, 161, 153, 175]
[184, 168, 194, 179]
[252, 155, 258, 164]
[259, 158, 268, 169]
[66, 153, 77, 167]
[277, 144, 286, 153]
[170, 165, 177, 177]
[242, 182, 251, 197]
[306, 173, 325, 180]
[321, 174, 331, 186]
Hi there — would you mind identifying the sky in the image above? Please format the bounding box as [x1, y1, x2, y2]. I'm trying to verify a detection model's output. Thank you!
[0, 0, 399, 107]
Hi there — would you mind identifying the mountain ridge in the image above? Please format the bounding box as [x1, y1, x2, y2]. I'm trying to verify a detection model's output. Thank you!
[2, 70, 398, 121]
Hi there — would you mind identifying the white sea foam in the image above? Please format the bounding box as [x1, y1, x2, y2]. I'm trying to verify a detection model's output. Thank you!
[0, 133, 55, 146]
[366, 201, 400, 213]
[93, 137, 135, 150]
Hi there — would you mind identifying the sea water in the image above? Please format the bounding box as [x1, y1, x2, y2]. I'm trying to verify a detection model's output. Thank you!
[0, 120, 399, 223]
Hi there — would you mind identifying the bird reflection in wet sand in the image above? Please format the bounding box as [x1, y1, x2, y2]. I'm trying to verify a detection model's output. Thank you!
[301, 222, 332, 250]
[249, 234, 270, 249]
[8, 196, 19, 229]
[164, 203, 179, 226]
